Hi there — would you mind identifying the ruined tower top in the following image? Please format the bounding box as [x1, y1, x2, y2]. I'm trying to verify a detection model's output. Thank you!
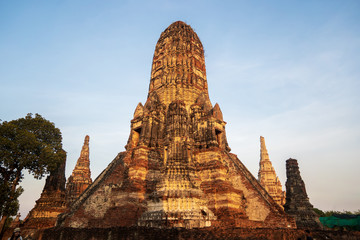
[258, 136, 274, 181]
[69, 135, 91, 180]
[148, 21, 211, 108]
[84, 135, 89, 144]
[65, 135, 92, 205]
[79, 135, 90, 167]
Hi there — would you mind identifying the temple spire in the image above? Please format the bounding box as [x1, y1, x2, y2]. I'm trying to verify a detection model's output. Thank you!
[66, 135, 92, 205]
[258, 136, 286, 207]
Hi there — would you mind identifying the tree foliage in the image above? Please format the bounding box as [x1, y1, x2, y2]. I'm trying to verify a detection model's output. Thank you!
[0, 113, 66, 227]
[0, 180, 23, 219]
[313, 207, 360, 217]
[313, 207, 325, 217]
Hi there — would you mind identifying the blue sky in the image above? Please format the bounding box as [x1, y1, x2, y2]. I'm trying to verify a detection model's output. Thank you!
[1, 1, 359, 218]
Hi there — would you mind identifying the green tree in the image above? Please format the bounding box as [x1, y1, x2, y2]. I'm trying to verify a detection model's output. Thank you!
[313, 207, 325, 217]
[0, 113, 66, 235]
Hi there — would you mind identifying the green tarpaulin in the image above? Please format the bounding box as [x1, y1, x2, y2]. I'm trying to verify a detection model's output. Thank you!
[320, 215, 360, 230]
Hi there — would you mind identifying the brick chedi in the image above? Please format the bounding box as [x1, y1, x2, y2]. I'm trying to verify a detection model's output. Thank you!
[56, 21, 295, 230]
[284, 158, 322, 229]
[66, 135, 92, 205]
[258, 136, 286, 207]
[22, 160, 67, 230]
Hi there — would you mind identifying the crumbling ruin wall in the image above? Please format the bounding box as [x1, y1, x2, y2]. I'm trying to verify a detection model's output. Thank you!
[57, 152, 149, 228]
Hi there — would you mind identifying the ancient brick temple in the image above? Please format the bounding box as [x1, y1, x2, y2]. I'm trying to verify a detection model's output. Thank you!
[284, 159, 322, 229]
[258, 136, 286, 207]
[21, 160, 67, 230]
[66, 135, 92, 205]
[56, 21, 295, 230]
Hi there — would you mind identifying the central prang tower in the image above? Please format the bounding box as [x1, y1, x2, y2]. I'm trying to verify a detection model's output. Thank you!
[57, 21, 295, 229]
[126, 21, 228, 227]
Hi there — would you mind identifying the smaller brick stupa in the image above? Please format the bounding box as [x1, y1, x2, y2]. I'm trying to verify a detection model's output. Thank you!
[284, 158, 322, 229]
[66, 135, 92, 205]
[258, 136, 286, 207]
[21, 160, 67, 231]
